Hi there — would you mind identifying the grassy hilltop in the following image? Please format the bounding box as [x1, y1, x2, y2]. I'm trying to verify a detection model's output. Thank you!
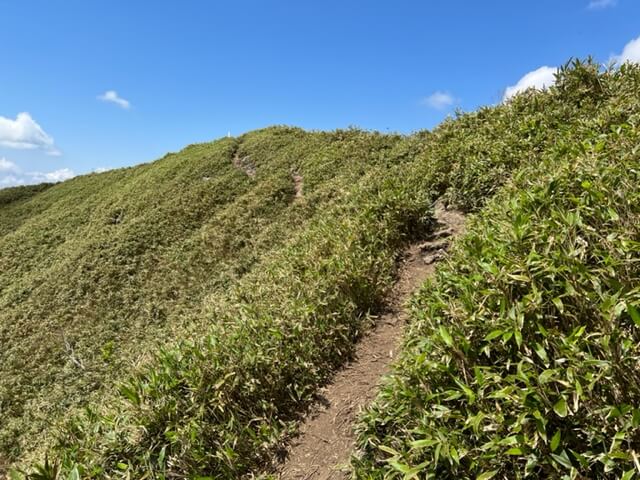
[0, 127, 406, 467]
[1, 61, 639, 479]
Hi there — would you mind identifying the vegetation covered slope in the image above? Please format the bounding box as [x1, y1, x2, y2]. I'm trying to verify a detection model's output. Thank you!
[2, 61, 638, 479]
[353, 64, 640, 478]
[0, 128, 405, 469]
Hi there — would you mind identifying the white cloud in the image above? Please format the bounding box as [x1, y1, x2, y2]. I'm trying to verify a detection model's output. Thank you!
[0, 175, 23, 187]
[422, 91, 457, 110]
[588, 0, 617, 9]
[98, 90, 131, 109]
[0, 160, 75, 188]
[503, 66, 557, 101]
[611, 36, 640, 65]
[0, 157, 19, 173]
[30, 168, 75, 183]
[0, 112, 60, 155]
[503, 35, 639, 103]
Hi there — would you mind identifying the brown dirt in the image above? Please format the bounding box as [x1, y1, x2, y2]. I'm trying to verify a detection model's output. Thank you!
[233, 153, 257, 178]
[273, 201, 465, 480]
[0, 454, 7, 479]
[292, 172, 304, 200]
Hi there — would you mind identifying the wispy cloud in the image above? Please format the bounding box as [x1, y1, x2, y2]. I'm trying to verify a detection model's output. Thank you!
[0, 112, 61, 156]
[503, 66, 557, 101]
[421, 91, 457, 110]
[611, 35, 640, 65]
[0, 158, 75, 188]
[0, 157, 20, 173]
[587, 0, 617, 10]
[30, 168, 75, 183]
[98, 90, 131, 109]
[0, 175, 21, 187]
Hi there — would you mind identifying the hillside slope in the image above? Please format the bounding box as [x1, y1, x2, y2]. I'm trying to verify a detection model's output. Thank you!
[353, 64, 640, 478]
[0, 127, 404, 469]
[2, 61, 638, 479]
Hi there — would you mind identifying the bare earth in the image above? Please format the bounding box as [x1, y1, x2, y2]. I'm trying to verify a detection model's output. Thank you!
[274, 201, 466, 480]
[233, 153, 257, 177]
[292, 172, 304, 199]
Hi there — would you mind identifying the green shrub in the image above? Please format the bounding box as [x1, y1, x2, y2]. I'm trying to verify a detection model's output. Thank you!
[352, 65, 640, 479]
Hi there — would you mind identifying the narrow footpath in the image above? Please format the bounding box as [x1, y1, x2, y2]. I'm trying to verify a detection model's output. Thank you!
[276, 201, 466, 479]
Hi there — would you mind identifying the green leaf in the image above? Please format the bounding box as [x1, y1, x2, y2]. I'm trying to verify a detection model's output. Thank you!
[534, 342, 549, 363]
[449, 445, 460, 464]
[484, 329, 503, 341]
[525, 454, 540, 475]
[439, 325, 454, 347]
[410, 438, 437, 449]
[534, 416, 548, 442]
[572, 325, 586, 338]
[388, 460, 412, 474]
[550, 430, 561, 452]
[476, 470, 499, 480]
[514, 329, 523, 348]
[158, 445, 166, 466]
[434, 442, 442, 465]
[551, 450, 573, 470]
[508, 274, 529, 282]
[552, 297, 564, 313]
[119, 383, 141, 406]
[378, 444, 401, 457]
[569, 449, 589, 468]
[627, 303, 640, 327]
[455, 378, 476, 403]
[621, 469, 635, 480]
[67, 467, 80, 480]
[401, 461, 429, 479]
[499, 435, 519, 446]
[607, 406, 622, 419]
[506, 447, 524, 455]
[538, 369, 555, 384]
[554, 397, 568, 417]
[632, 408, 640, 428]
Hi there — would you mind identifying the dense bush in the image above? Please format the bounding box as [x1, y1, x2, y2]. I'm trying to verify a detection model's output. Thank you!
[352, 63, 640, 479]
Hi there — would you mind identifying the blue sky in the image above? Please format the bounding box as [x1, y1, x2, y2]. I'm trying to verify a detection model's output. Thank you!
[1, 0, 640, 186]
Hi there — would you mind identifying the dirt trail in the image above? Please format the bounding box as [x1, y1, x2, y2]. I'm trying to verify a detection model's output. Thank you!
[232, 153, 257, 178]
[274, 201, 466, 480]
[292, 172, 304, 200]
